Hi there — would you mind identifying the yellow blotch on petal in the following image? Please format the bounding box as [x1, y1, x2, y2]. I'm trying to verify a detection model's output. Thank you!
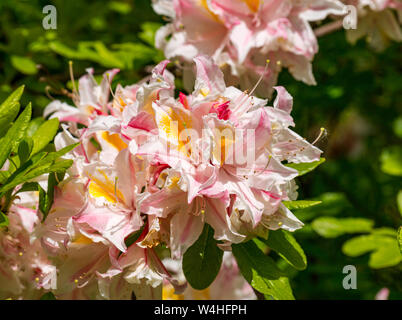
[142, 91, 158, 116]
[211, 128, 234, 166]
[242, 0, 260, 12]
[162, 284, 184, 300]
[72, 234, 93, 245]
[159, 112, 176, 140]
[101, 131, 128, 151]
[200, 87, 210, 97]
[113, 97, 127, 112]
[192, 288, 211, 300]
[168, 176, 181, 190]
[200, 0, 222, 23]
[156, 107, 194, 157]
[118, 97, 127, 107]
[85, 105, 96, 115]
[88, 170, 125, 203]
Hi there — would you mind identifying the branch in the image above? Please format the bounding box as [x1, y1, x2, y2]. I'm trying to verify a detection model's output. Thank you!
[314, 20, 344, 37]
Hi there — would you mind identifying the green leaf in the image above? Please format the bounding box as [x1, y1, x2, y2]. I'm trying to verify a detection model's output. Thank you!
[0, 211, 9, 228]
[285, 158, 325, 176]
[398, 227, 402, 255]
[39, 172, 59, 221]
[10, 55, 38, 75]
[0, 86, 24, 137]
[182, 224, 223, 290]
[380, 146, 402, 176]
[0, 154, 74, 195]
[292, 192, 353, 222]
[371, 227, 397, 237]
[108, 1, 132, 14]
[232, 241, 294, 300]
[0, 85, 24, 112]
[393, 117, 402, 139]
[40, 292, 56, 300]
[259, 230, 307, 270]
[18, 137, 33, 164]
[283, 200, 322, 210]
[16, 182, 40, 194]
[397, 190, 402, 216]
[30, 118, 59, 156]
[49, 41, 125, 69]
[311, 217, 374, 238]
[253, 237, 269, 253]
[342, 233, 401, 269]
[26, 117, 45, 137]
[125, 224, 146, 249]
[0, 103, 32, 169]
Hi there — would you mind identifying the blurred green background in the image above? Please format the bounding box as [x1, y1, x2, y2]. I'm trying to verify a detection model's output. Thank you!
[1, 0, 401, 299]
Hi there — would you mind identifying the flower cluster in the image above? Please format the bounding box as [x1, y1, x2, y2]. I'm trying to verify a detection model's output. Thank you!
[153, 0, 347, 96]
[1, 56, 321, 299]
[343, 0, 402, 51]
[0, 192, 57, 299]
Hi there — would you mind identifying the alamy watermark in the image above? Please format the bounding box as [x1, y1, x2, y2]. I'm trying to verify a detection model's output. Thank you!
[42, 5, 57, 30]
[342, 265, 357, 290]
[343, 5, 358, 30]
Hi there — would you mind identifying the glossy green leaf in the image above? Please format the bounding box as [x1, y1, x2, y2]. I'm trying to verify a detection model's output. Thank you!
[16, 182, 40, 194]
[397, 190, 402, 216]
[108, 1, 132, 14]
[18, 137, 33, 165]
[0, 85, 24, 136]
[39, 172, 59, 222]
[393, 117, 402, 139]
[0, 85, 24, 111]
[26, 117, 45, 137]
[182, 224, 223, 290]
[30, 118, 59, 156]
[398, 227, 402, 254]
[292, 192, 353, 222]
[311, 217, 374, 238]
[232, 241, 294, 300]
[342, 233, 401, 269]
[10, 55, 38, 75]
[0, 143, 77, 195]
[0, 211, 9, 228]
[259, 230, 307, 270]
[285, 158, 326, 176]
[124, 226, 146, 249]
[380, 146, 402, 176]
[283, 200, 322, 210]
[0, 103, 32, 169]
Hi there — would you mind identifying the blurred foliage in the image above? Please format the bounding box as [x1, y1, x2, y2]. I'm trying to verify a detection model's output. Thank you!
[279, 29, 402, 299]
[0, 0, 401, 299]
[0, 0, 164, 117]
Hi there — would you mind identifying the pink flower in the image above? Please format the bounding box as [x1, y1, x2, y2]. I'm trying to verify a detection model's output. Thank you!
[133, 55, 322, 255]
[0, 199, 57, 299]
[40, 55, 323, 299]
[44, 68, 120, 126]
[153, 0, 346, 96]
